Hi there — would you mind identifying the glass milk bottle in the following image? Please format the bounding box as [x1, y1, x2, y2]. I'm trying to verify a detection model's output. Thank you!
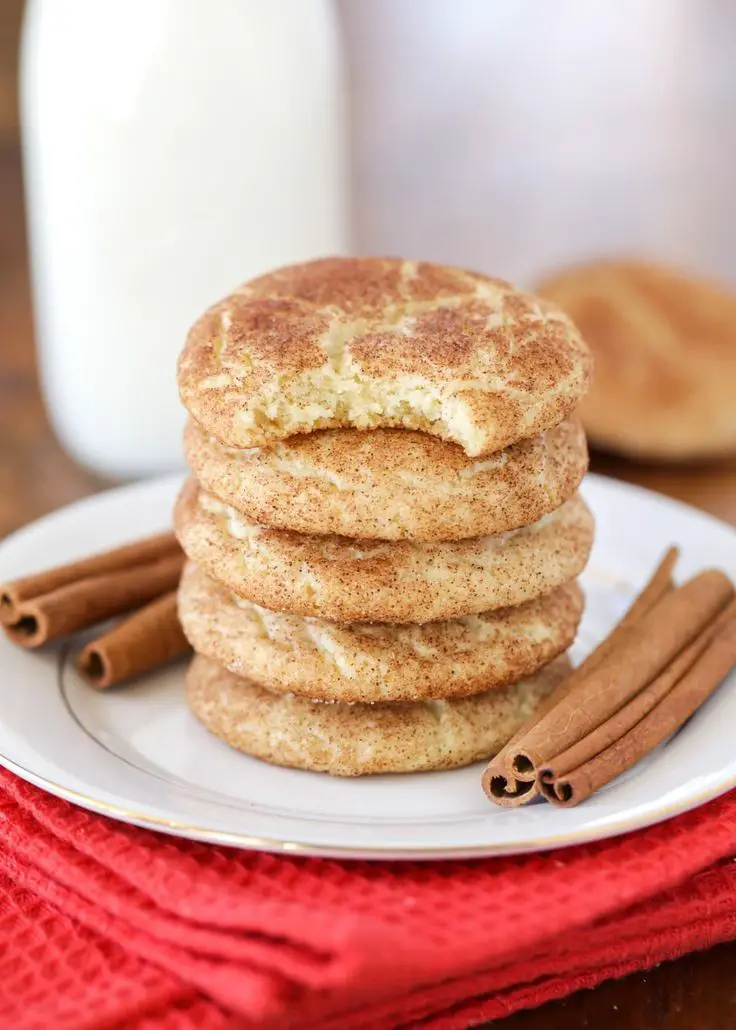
[21, 0, 348, 478]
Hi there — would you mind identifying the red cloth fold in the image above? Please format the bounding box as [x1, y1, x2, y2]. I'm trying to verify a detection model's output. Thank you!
[1, 767, 736, 1030]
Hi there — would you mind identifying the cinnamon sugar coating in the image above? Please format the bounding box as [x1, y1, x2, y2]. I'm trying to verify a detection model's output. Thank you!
[186, 652, 571, 776]
[178, 257, 591, 456]
[178, 562, 584, 702]
[184, 419, 588, 542]
[173, 479, 594, 623]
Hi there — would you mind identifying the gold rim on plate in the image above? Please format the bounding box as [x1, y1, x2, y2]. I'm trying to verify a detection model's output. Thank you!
[1, 747, 732, 858]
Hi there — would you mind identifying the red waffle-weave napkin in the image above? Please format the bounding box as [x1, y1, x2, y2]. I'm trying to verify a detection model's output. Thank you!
[2, 768, 736, 1030]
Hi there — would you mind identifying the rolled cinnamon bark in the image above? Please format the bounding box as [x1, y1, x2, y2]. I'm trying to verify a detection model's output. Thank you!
[508, 569, 733, 782]
[481, 547, 679, 806]
[541, 611, 736, 806]
[540, 598, 736, 794]
[0, 530, 180, 625]
[3, 553, 185, 648]
[76, 591, 191, 689]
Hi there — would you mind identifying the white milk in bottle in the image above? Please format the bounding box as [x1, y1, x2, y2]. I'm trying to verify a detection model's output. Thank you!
[21, 0, 348, 477]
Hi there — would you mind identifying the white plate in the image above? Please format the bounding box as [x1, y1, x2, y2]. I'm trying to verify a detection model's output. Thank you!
[0, 473, 734, 860]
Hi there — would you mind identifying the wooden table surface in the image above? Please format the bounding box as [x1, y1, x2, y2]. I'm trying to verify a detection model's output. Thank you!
[3, 143, 736, 1028]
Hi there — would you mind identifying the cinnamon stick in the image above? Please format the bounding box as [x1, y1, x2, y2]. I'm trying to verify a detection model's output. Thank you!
[0, 530, 180, 625]
[76, 591, 191, 689]
[507, 569, 733, 783]
[3, 553, 185, 649]
[540, 598, 736, 796]
[481, 547, 679, 806]
[540, 608, 736, 806]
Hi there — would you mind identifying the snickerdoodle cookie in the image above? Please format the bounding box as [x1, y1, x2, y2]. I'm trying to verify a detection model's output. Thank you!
[178, 257, 591, 456]
[178, 562, 584, 702]
[538, 260, 736, 460]
[174, 479, 594, 623]
[186, 652, 571, 776]
[183, 418, 588, 542]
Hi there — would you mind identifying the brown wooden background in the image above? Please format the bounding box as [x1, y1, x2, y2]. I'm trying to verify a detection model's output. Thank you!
[0, 0, 22, 143]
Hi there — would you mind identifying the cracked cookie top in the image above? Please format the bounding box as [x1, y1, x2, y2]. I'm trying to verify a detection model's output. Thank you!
[178, 256, 591, 456]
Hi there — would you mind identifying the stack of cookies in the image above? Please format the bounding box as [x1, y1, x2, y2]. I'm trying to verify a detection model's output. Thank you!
[174, 258, 594, 777]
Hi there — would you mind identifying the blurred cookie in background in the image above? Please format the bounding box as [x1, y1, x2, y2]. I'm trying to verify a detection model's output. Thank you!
[537, 261, 736, 461]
